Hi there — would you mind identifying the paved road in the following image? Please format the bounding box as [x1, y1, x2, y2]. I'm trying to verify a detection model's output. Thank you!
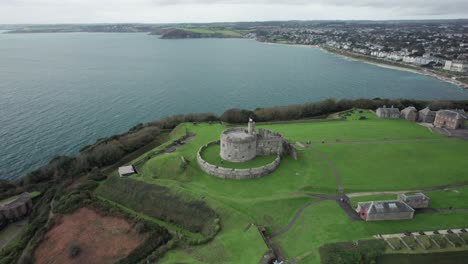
[309, 137, 457, 146]
[348, 181, 468, 198]
[417, 208, 468, 214]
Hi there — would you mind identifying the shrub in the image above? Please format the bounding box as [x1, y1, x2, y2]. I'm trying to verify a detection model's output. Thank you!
[87, 168, 107, 181]
[68, 242, 81, 258]
[135, 221, 148, 234]
[96, 177, 217, 237]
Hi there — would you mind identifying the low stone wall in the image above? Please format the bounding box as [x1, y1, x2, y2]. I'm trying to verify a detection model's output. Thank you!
[197, 141, 281, 180]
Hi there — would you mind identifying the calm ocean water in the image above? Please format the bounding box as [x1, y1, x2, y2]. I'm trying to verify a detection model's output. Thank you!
[1, 32, 468, 180]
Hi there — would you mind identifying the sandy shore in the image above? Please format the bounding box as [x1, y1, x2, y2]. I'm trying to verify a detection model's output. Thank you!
[262, 41, 468, 89]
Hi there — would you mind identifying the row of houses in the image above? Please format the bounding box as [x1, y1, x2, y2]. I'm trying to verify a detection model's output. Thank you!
[376, 105, 467, 130]
[356, 193, 429, 221]
[444, 60, 468, 73]
[369, 51, 468, 72]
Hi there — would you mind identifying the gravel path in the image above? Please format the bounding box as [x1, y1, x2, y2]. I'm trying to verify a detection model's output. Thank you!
[312, 137, 456, 145]
[309, 146, 343, 194]
[348, 181, 468, 198]
[271, 199, 325, 238]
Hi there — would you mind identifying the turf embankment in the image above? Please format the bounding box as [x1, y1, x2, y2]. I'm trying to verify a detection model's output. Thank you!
[96, 176, 218, 238]
[200, 143, 277, 169]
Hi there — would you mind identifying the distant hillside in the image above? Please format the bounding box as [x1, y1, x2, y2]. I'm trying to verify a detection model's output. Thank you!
[158, 28, 244, 39]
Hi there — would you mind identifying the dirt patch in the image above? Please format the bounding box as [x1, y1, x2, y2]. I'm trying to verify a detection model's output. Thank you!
[34, 207, 145, 264]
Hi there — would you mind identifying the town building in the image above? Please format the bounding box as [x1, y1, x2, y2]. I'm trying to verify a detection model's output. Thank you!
[376, 106, 400, 119]
[434, 110, 467, 130]
[398, 193, 430, 209]
[444, 60, 468, 72]
[401, 106, 418, 121]
[418, 107, 437, 123]
[118, 165, 137, 177]
[356, 200, 415, 221]
[0, 193, 33, 224]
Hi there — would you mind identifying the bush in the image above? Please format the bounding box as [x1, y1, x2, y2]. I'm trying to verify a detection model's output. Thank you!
[320, 239, 385, 264]
[96, 177, 217, 237]
[87, 168, 107, 181]
[135, 221, 148, 234]
[68, 242, 81, 258]
[220, 108, 254, 123]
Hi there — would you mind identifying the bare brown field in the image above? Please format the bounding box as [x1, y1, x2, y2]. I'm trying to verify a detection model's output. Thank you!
[34, 207, 145, 264]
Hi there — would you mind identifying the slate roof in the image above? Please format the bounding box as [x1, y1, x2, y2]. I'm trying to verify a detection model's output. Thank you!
[358, 200, 414, 215]
[419, 107, 435, 115]
[437, 110, 467, 120]
[399, 193, 429, 202]
[377, 107, 400, 114]
[118, 165, 136, 176]
[401, 106, 417, 113]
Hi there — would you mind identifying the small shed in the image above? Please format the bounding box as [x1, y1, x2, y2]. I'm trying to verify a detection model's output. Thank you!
[356, 200, 414, 221]
[398, 193, 429, 209]
[401, 106, 418, 121]
[118, 165, 137, 177]
[418, 107, 436, 123]
[376, 106, 400, 119]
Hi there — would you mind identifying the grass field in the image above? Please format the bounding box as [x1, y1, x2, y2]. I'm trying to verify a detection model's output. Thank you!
[98, 114, 468, 263]
[180, 28, 244, 37]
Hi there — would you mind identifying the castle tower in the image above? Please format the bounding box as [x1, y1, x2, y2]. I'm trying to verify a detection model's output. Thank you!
[248, 118, 256, 135]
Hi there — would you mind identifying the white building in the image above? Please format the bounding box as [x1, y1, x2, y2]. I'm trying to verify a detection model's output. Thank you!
[118, 165, 136, 177]
[444, 60, 468, 72]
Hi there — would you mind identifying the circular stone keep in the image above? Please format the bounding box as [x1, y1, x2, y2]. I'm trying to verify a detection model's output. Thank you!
[220, 128, 257, 162]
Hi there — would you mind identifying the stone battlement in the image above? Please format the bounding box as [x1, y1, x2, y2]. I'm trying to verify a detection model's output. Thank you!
[197, 141, 281, 180]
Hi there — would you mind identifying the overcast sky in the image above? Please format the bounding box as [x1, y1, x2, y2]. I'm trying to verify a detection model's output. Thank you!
[1, 0, 467, 24]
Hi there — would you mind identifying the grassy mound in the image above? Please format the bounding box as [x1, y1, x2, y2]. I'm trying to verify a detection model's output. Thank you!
[96, 177, 217, 237]
[200, 143, 277, 169]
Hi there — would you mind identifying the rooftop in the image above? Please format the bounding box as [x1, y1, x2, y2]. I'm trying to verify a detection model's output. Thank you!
[358, 200, 415, 215]
[118, 165, 136, 176]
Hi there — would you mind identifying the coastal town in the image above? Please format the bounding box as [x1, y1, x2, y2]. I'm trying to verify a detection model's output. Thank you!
[252, 21, 468, 71]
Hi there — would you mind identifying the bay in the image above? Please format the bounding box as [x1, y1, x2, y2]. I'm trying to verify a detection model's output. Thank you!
[1, 32, 467, 180]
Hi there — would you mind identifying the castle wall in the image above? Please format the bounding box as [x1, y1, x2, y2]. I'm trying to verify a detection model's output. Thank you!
[256, 129, 285, 156]
[198, 142, 281, 180]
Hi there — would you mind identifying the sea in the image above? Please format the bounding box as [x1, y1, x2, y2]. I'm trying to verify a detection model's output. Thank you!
[1, 32, 468, 180]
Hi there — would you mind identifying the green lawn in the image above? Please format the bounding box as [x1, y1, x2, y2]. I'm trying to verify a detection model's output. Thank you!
[200, 143, 277, 169]
[258, 119, 443, 143]
[424, 186, 468, 209]
[180, 28, 243, 37]
[99, 116, 468, 263]
[314, 140, 468, 192]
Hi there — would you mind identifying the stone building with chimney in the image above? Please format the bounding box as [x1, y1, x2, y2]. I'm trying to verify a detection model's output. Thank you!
[434, 110, 467, 130]
[376, 106, 400, 119]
